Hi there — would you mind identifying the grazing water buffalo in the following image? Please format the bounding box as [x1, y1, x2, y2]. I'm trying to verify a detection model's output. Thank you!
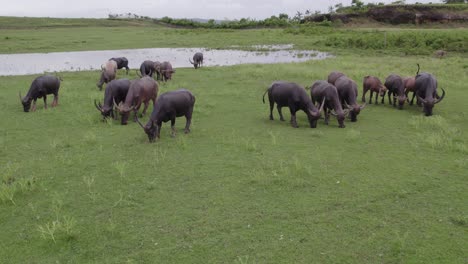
[362, 76, 387, 104]
[19, 75, 60, 112]
[189, 52, 204, 69]
[97, 60, 118, 90]
[138, 60, 157, 78]
[109, 57, 130, 74]
[383, 74, 407, 109]
[403, 76, 417, 105]
[137, 89, 195, 142]
[160, 61, 175, 82]
[434, 50, 447, 58]
[327, 71, 346, 85]
[311, 81, 347, 128]
[262, 81, 324, 128]
[116, 76, 158, 125]
[335, 76, 365, 122]
[415, 72, 445, 116]
[94, 79, 131, 119]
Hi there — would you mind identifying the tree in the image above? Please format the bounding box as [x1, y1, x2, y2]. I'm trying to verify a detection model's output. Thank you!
[278, 13, 289, 20]
[351, 0, 364, 8]
[443, 0, 466, 3]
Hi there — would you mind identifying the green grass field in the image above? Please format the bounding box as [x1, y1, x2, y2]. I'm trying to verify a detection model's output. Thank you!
[0, 17, 467, 263]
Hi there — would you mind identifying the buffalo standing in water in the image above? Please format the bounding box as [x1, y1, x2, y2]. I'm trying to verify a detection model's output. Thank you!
[137, 89, 195, 142]
[189, 52, 204, 69]
[310, 81, 347, 128]
[94, 79, 131, 119]
[415, 72, 445, 116]
[109, 57, 130, 74]
[263, 81, 324, 128]
[19, 75, 60, 112]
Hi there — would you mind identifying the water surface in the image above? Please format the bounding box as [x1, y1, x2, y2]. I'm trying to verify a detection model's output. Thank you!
[0, 46, 333, 76]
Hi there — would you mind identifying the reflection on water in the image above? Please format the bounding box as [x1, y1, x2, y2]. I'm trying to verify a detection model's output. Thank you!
[0, 46, 333, 76]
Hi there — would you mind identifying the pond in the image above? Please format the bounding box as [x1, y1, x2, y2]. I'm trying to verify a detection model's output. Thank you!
[0, 45, 333, 76]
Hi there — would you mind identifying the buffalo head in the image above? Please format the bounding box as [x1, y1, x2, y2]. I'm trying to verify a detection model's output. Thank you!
[19, 92, 32, 112]
[307, 97, 325, 128]
[418, 88, 445, 116]
[345, 102, 366, 122]
[137, 117, 158, 142]
[114, 99, 134, 125]
[94, 99, 112, 118]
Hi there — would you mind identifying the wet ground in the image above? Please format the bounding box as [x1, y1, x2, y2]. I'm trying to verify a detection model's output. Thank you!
[0, 45, 333, 76]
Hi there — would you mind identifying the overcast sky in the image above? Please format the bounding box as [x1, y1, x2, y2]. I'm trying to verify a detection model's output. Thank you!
[2, 0, 442, 20]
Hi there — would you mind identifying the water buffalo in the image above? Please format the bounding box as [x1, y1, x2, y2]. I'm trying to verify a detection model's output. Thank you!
[262, 81, 324, 128]
[327, 71, 346, 85]
[97, 60, 118, 90]
[94, 79, 131, 119]
[137, 89, 195, 142]
[138, 60, 157, 78]
[19, 75, 60, 112]
[189, 52, 204, 69]
[335, 76, 365, 122]
[310, 81, 347, 128]
[160, 61, 175, 82]
[434, 50, 447, 58]
[415, 72, 445, 116]
[116, 76, 158, 125]
[362, 76, 387, 105]
[403, 76, 417, 105]
[383, 74, 407, 109]
[109, 57, 129, 74]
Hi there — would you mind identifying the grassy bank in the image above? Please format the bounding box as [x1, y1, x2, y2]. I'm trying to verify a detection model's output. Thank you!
[0, 16, 467, 55]
[0, 53, 467, 263]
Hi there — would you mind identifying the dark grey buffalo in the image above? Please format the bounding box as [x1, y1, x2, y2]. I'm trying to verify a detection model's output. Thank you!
[116, 76, 158, 125]
[160, 61, 175, 82]
[362, 76, 387, 104]
[109, 57, 130, 74]
[138, 60, 157, 78]
[97, 60, 118, 90]
[335, 76, 366, 122]
[415, 72, 445, 116]
[189, 52, 204, 69]
[137, 89, 195, 142]
[310, 81, 347, 128]
[19, 75, 60, 112]
[327, 71, 346, 85]
[263, 81, 324, 128]
[94, 79, 131, 119]
[383, 74, 407, 110]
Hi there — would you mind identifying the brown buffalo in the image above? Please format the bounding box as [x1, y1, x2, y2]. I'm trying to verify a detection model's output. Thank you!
[362, 76, 387, 104]
[116, 76, 158, 125]
[97, 60, 118, 90]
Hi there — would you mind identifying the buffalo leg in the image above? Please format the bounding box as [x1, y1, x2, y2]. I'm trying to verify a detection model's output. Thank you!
[269, 100, 274, 120]
[43, 95, 48, 109]
[170, 118, 176, 137]
[381, 91, 386, 104]
[277, 106, 285, 121]
[324, 107, 329, 125]
[410, 92, 416, 105]
[52, 94, 58, 107]
[288, 104, 298, 128]
[184, 110, 192, 134]
[97, 73, 105, 90]
[362, 88, 367, 103]
[388, 92, 393, 106]
[141, 102, 149, 116]
[369, 91, 374, 104]
[156, 122, 162, 139]
[125, 66, 129, 75]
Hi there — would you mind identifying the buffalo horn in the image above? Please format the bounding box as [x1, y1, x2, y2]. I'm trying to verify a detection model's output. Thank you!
[135, 116, 145, 129]
[330, 110, 337, 116]
[434, 88, 446, 104]
[319, 97, 326, 113]
[189, 58, 195, 65]
[94, 99, 102, 112]
[360, 102, 367, 110]
[113, 98, 121, 111]
[345, 102, 352, 110]
[135, 69, 142, 78]
[344, 109, 350, 117]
